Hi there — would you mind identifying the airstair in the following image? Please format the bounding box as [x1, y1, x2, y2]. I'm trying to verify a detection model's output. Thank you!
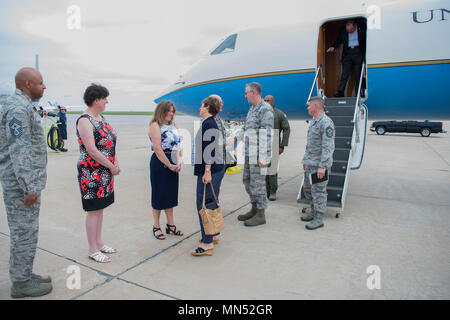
[297, 64, 368, 218]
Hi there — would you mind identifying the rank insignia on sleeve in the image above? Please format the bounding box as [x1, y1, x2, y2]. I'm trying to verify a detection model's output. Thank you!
[9, 118, 23, 138]
[326, 126, 334, 138]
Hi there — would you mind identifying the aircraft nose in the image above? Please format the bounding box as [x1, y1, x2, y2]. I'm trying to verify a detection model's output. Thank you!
[155, 75, 187, 104]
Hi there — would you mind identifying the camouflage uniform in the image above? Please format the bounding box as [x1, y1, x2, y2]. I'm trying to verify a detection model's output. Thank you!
[302, 112, 335, 215]
[266, 107, 290, 197]
[0, 89, 47, 282]
[239, 100, 274, 210]
[214, 115, 233, 166]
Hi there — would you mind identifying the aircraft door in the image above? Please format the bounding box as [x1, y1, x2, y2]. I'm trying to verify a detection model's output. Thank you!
[318, 17, 367, 98]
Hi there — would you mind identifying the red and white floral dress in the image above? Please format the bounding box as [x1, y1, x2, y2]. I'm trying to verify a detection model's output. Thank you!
[76, 114, 117, 212]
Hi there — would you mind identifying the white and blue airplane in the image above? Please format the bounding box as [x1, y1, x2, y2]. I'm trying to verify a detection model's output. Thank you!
[155, 0, 450, 121]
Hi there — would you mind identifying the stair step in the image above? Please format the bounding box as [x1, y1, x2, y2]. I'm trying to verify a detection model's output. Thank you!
[325, 106, 355, 117]
[327, 187, 344, 203]
[333, 148, 350, 161]
[329, 174, 345, 188]
[335, 137, 352, 149]
[298, 185, 344, 207]
[330, 116, 354, 126]
[335, 126, 354, 137]
[299, 172, 345, 189]
[330, 171, 346, 176]
[325, 97, 357, 106]
[327, 200, 343, 208]
[297, 198, 342, 209]
[331, 160, 348, 174]
[327, 186, 344, 191]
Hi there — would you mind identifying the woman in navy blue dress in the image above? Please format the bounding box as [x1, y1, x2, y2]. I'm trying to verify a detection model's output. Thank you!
[191, 96, 225, 256]
[148, 100, 184, 240]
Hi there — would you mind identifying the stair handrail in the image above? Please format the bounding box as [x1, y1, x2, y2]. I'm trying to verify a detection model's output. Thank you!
[353, 61, 366, 123]
[317, 64, 325, 98]
[351, 103, 368, 170]
[307, 65, 322, 102]
[349, 62, 368, 170]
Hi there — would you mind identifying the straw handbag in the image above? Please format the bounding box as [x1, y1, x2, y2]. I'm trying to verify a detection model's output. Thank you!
[199, 183, 225, 235]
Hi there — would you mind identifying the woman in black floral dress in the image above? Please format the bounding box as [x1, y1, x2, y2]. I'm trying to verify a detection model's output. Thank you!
[76, 84, 120, 263]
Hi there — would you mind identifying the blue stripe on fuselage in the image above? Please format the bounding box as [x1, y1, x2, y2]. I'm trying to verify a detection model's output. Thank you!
[155, 72, 316, 120]
[367, 62, 450, 120]
[155, 62, 450, 120]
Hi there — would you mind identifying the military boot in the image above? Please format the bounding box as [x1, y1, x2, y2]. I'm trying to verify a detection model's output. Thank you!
[268, 192, 276, 201]
[238, 202, 257, 221]
[244, 209, 266, 227]
[301, 205, 315, 222]
[31, 273, 52, 283]
[305, 211, 324, 230]
[11, 278, 53, 298]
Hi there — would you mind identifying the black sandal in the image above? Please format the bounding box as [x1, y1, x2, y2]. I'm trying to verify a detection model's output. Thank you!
[166, 224, 184, 236]
[153, 226, 166, 240]
[191, 247, 214, 256]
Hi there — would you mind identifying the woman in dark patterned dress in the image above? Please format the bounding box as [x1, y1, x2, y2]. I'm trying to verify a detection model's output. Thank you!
[76, 84, 120, 263]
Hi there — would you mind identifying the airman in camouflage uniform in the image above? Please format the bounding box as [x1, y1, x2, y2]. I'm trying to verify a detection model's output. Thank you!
[263, 95, 290, 201]
[301, 96, 335, 230]
[0, 68, 52, 298]
[236, 83, 274, 227]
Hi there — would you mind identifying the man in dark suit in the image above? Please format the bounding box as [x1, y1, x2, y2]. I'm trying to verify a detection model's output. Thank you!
[327, 20, 366, 97]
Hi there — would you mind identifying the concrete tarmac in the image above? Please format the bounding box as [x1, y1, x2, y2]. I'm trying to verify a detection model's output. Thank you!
[0, 115, 449, 300]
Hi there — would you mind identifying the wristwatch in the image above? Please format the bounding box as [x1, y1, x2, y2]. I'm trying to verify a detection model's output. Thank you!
[169, 164, 173, 169]
[205, 167, 211, 172]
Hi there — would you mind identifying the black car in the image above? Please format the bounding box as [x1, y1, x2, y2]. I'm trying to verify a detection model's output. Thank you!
[370, 120, 446, 137]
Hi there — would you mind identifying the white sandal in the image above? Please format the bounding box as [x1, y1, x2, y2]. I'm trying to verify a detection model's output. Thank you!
[89, 251, 111, 263]
[100, 245, 117, 254]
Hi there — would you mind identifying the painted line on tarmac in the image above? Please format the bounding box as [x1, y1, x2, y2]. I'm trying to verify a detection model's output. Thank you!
[36, 245, 115, 279]
[71, 172, 301, 300]
[116, 277, 179, 300]
[423, 139, 450, 167]
[0, 231, 112, 280]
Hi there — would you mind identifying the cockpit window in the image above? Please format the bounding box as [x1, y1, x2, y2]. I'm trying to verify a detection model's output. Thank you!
[211, 34, 237, 55]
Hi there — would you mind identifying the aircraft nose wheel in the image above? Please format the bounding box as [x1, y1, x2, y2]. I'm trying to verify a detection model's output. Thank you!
[336, 212, 341, 218]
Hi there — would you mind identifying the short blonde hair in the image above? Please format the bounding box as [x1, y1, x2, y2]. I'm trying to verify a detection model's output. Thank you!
[151, 100, 176, 126]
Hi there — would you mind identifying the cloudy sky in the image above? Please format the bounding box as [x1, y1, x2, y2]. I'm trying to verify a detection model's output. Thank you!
[0, 0, 383, 111]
